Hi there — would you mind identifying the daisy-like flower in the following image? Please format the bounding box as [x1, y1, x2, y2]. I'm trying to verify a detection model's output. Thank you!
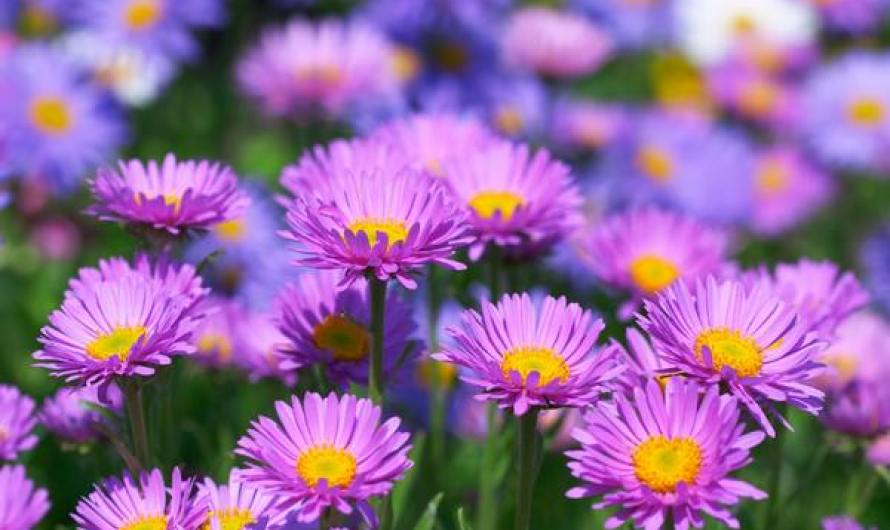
[434, 293, 624, 415]
[232, 310, 295, 386]
[823, 516, 876, 530]
[706, 58, 800, 128]
[477, 73, 549, 140]
[809, 0, 887, 35]
[613, 328, 673, 391]
[0, 44, 125, 190]
[0, 465, 50, 530]
[282, 159, 470, 289]
[815, 311, 890, 391]
[501, 7, 612, 78]
[33, 262, 205, 389]
[549, 99, 629, 152]
[584, 206, 731, 304]
[68, 253, 207, 304]
[639, 276, 825, 436]
[87, 153, 250, 235]
[73, 468, 204, 530]
[573, 0, 673, 50]
[565, 378, 767, 530]
[822, 380, 890, 437]
[191, 297, 242, 368]
[237, 18, 403, 118]
[443, 139, 582, 260]
[0, 385, 38, 460]
[274, 270, 417, 386]
[40, 384, 123, 445]
[800, 51, 890, 172]
[236, 392, 413, 524]
[196, 472, 281, 530]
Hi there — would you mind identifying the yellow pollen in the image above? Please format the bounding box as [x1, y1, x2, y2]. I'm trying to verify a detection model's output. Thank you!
[86, 326, 146, 361]
[197, 333, 233, 363]
[312, 314, 370, 362]
[202, 509, 255, 530]
[124, 0, 162, 31]
[297, 65, 342, 87]
[417, 359, 458, 389]
[633, 436, 702, 494]
[755, 160, 789, 196]
[629, 255, 680, 294]
[134, 192, 182, 211]
[120, 515, 167, 530]
[296, 445, 357, 488]
[494, 107, 525, 136]
[694, 328, 763, 378]
[738, 80, 778, 117]
[635, 146, 674, 183]
[731, 14, 757, 35]
[214, 219, 247, 242]
[20, 5, 57, 35]
[823, 353, 857, 383]
[29, 97, 72, 135]
[847, 97, 885, 127]
[501, 346, 570, 386]
[347, 218, 409, 248]
[651, 53, 712, 112]
[391, 46, 421, 82]
[469, 191, 525, 221]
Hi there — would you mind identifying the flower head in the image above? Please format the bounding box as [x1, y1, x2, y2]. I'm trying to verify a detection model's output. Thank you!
[822, 379, 890, 437]
[40, 384, 123, 445]
[236, 392, 413, 524]
[822, 516, 876, 530]
[0, 465, 49, 530]
[435, 293, 624, 415]
[639, 277, 825, 436]
[573, 0, 673, 50]
[196, 471, 281, 530]
[232, 310, 296, 386]
[550, 99, 629, 152]
[815, 311, 890, 391]
[0, 385, 37, 460]
[88, 153, 249, 235]
[811, 0, 887, 35]
[68, 253, 207, 304]
[566, 379, 767, 530]
[190, 297, 243, 368]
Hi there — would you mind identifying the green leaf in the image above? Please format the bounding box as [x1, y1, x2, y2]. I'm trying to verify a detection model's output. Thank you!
[457, 507, 473, 530]
[413, 492, 443, 530]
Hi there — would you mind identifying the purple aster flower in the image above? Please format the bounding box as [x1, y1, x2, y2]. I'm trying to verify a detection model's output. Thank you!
[232, 310, 296, 386]
[501, 7, 612, 79]
[237, 18, 403, 119]
[823, 379, 890, 437]
[40, 384, 123, 445]
[706, 58, 800, 128]
[0, 44, 125, 190]
[612, 328, 675, 392]
[73, 468, 204, 530]
[475, 73, 548, 141]
[88, 153, 250, 235]
[34, 260, 206, 389]
[435, 293, 624, 415]
[74, 0, 225, 62]
[550, 99, 629, 152]
[801, 51, 890, 172]
[190, 297, 242, 368]
[583, 206, 731, 303]
[196, 471, 282, 530]
[860, 224, 890, 315]
[282, 156, 470, 289]
[823, 516, 876, 530]
[0, 385, 37, 460]
[815, 311, 890, 391]
[0, 465, 49, 530]
[274, 270, 417, 387]
[565, 378, 767, 530]
[571, 0, 673, 49]
[235, 392, 413, 525]
[443, 139, 582, 260]
[749, 146, 834, 236]
[810, 0, 888, 35]
[639, 276, 825, 436]
[68, 253, 207, 304]
[867, 433, 890, 465]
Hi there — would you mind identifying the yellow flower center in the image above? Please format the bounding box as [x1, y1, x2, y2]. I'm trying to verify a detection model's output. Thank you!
[731, 14, 757, 35]
[202, 509, 255, 530]
[635, 146, 674, 183]
[312, 314, 370, 362]
[124, 0, 162, 31]
[469, 191, 525, 221]
[134, 192, 182, 212]
[29, 97, 72, 135]
[296, 65, 342, 87]
[755, 160, 789, 196]
[196, 333, 233, 363]
[296, 445, 357, 488]
[391, 46, 421, 82]
[823, 353, 857, 384]
[347, 218, 409, 248]
[86, 326, 147, 361]
[434, 41, 468, 72]
[633, 436, 702, 494]
[214, 219, 247, 242]
[494, 106, 524, 136]
[120, 515, 167, 530]
[694, 328, 763, 378]
[847, 96, 885, 127]
[416, 360, 458, 389]
[651, 53, 711, 112]
[500, 346, 570, 386]
[629, 255, 680, 294]
[738, 80, 778, 117]
[20, 5, 57, 36]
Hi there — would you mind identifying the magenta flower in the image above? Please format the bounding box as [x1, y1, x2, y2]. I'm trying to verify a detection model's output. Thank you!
[566, 379, 767, 530]
[235, 392, 413, 525]
[639, 277, 825, 436]
[196, 471, 282, 530]
[823, 380, 890, 437]
[190, 297, 243, 368]
[40, 385, 123, 445]
[435, 293, 624, 415]
[823, 516, 876, 530]
[0, 465, 49, 530]
[612, 328, 674, 391]
[73, 468, 204, 530]
[88, 153, 249, 235]
[68, 253, 207, 305]
[274, 270, 417, 386]
[443, 140, 582, 260]
[282, 161, 471, 289]
[815, 311, 890, 391]
[0, 385, 38, 460]
[231, 310, 296, 386]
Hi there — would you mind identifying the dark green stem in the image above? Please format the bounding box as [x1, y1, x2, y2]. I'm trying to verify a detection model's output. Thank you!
[426, 265, 447, 471]
[319, 508, 333, 530]
[514, 408, 540, 530]
[487, 246, 503, 300]
[758, 420, 787, 530]
[477, 404, 500, 530]
[123, 382, 151, 470]
[368, 276, 387, 404]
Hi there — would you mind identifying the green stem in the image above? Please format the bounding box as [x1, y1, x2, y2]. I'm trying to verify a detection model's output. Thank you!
[487, 246, 503, 300]
[319, 508, 333, 530]
[477, 403, 499, 530]
[514, 408, 540, 530]
[368, 276, 387, 404]
[759, 426, 786, 530]
[123, 382, 151, 470]
[852, 471, 879, 519]
[426, 265, 447, 472]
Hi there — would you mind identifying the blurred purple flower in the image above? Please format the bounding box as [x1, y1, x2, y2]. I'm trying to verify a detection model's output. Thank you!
[0, 385, 37, 460]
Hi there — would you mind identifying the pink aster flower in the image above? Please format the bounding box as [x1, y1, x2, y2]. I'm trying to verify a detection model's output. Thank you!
[502, 7, 612, 79]
[40, 384, 123, 445]
[0, 385, 38, 460]
[190, 297, 243, 368]
[73, 468, 204, 530]
[612, 328, 676, 391]
[823, 516, 876, 530]
[639, 277, 825, 436]
[274, 270, 417, 386]
[0, 465, 49, 530]
[282, 160, 471, 289]
[822, 379, 890, 437]
[443, 140, 582, 260]
[68, 253, 207, 305]
[235, 392, 413, 525]
[232, 310, 296, 386]
[196, 471, 282, 530]
[867, 433, 890, 466]
[88, 153, 250, 235]
[434, 293, 624, 415]
[815, 311, 890, 391]
[565, 378, 767, 530]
